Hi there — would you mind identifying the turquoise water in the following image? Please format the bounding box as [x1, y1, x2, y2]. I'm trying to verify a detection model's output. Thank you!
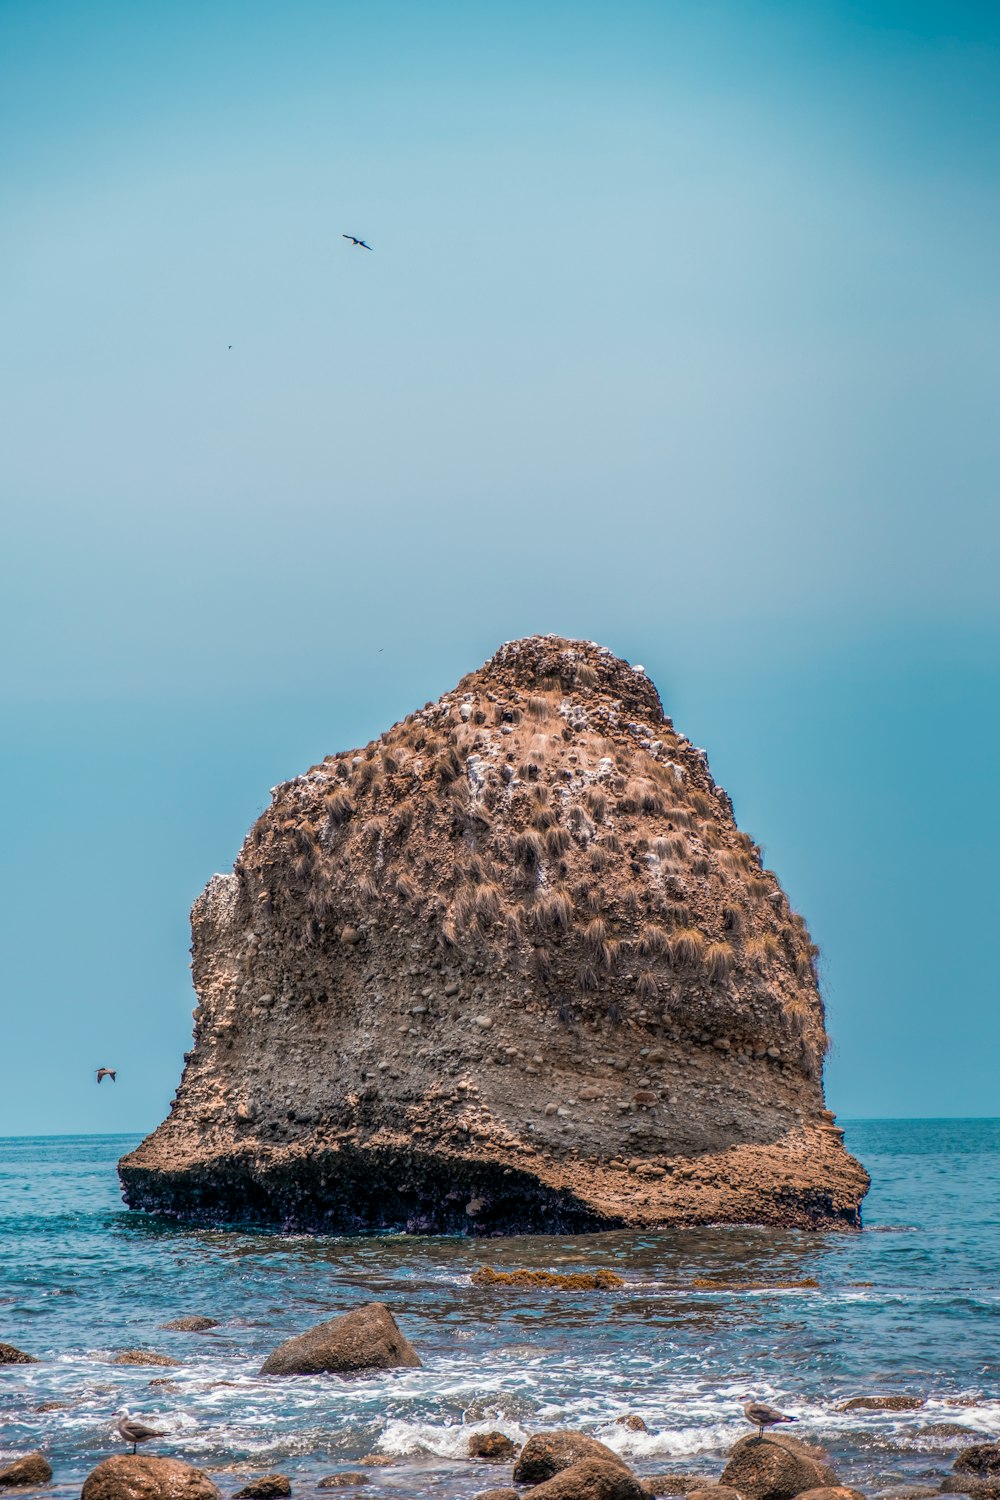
[1, 1121, 999, 1496]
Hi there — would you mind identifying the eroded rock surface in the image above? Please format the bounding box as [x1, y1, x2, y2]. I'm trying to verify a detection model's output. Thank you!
[513, 1432, 626, 1485]
[0, 1453, 52, 1488]
[119, 636, 869, 1233]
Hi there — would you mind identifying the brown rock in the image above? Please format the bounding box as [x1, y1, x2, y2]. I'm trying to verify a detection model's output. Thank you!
[0, 1343, 38, 1365]
[617, 1415, 648, 1433]
[117, 636, 870, 1238]
[528, 1458, 651, 1500]
[158, 1318, 219, 1333]
[684, 1488, 744, 1500]
[111, 1351, 180, 1368]
[0, 1454, 52, 1488]
[793, 1490, 863, 1500]
[721, 1436, 835, 1500]
[941, 1481, 1000, 1499]
[469, 1432, 518, 1460]
[471, 1267, 623, 1291]
[839, 1396, 924, 1413]
[514, 1432, 627, 1486]
[316, 1478, 369, 1491]
[955, 1449, 1000, 1478]
[642, 1481, 705, 1497]
[473, 1491, 518, 1500]
[232, 1479, 290, 1499]
[80, 1457, 219, 1500]
[259, 1302, 420, 1377]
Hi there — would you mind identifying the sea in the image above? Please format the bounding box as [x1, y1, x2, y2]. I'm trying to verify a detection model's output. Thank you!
[1, 1120, 999, 1498]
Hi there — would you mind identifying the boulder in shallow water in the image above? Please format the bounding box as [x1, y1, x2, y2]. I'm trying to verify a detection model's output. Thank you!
[233, 1478, 290, 1499]
[0, 1453, 53, 1487]
[0, 1343, 38, 1365]
[259, 1301, 420, 1377]
[528, 1458, 650, 1500]
[616, 1415, 648, 1433]
[316, 1477, 369, 1490]
[80, 1457, 219, 1500]
[468, 1432, 518, 1460]
[955, 1449, 1000, 1478]
[472, 1491, 518, 1500]
[721, 1437, 834, 1500]
[514, 1433, 628, 1486]
[158, 1318, 219, 1333]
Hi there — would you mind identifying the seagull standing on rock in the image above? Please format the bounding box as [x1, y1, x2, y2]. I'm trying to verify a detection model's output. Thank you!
[115, 1412, 167, 1455]
[744, 1401, 797, 1439]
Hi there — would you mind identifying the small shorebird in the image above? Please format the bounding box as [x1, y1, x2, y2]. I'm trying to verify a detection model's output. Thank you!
[115, 1412, 166, 1454]
[744, 1400, 796, 1439]
[342, 234, 373, 250]
[96, 1068, 117, 1084]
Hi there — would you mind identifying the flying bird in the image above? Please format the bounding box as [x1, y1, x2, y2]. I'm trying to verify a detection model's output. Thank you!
[96, 1068, 117, 1084]
[744, 1401, 796, 1439]
[342, 234, 373, 250]
[115, 1413, 166, 1455]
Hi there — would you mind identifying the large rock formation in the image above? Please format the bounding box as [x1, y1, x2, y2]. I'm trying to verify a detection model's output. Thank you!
[119, 636, 868, 1233]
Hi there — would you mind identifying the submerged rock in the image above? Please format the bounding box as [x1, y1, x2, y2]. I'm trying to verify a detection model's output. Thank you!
[514, 1432, 627, 1485]
[232, 1479, 290, 1499]
[839, 1396, 925, 1412]
[0, 1453, 52, 1488]
[111, 1351, 180, 1368]
[0, 1343, 38, 1365]
[158, 1318, 219, 1333]
[721, 1436, 835, 1500]
[80, 1457, 219, 1500]
[118, 636, 869, 1235]
[259, 1301, 420, 1377]
[316, 1478, 370, 1491]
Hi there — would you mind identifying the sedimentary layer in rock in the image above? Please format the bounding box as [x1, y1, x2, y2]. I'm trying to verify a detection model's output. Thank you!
[120, 635, 868, 1232]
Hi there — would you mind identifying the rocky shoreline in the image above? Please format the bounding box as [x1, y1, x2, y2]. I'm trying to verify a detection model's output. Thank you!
[3, 1304, 999, 1500]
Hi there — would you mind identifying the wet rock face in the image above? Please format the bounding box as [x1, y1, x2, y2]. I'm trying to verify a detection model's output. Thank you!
[0, 1343, 37, 1365]
[119, 636, 869, 1234]
[721, 1437, 835, 1500]
[0, 1453, 53, 1488]
[259, 1302, 420, 1377]
[80, 1457, 219, 1500]
[526, 1458, 650, 1500]
[513, 1432, 627, 1486]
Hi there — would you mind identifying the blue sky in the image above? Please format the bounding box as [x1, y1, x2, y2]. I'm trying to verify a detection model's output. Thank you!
[2, 0, 998, 1135]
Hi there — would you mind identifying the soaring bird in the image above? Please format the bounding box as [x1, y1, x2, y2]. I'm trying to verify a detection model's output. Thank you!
[115, 1413, 166, 1454]
[744, 1401, 796, 1439]
[342, 234, 373, 250]
[96, 1068, 117, 1084]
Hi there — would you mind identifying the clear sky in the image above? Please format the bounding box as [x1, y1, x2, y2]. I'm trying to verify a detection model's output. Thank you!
[2, 0, 998, 1136]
